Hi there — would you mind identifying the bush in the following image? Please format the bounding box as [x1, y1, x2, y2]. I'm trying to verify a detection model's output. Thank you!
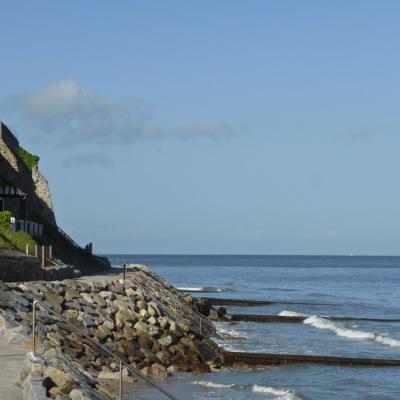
[18, 146, 40, 170]
[0, 211, 11, 229]
[0, 228, 36, 252]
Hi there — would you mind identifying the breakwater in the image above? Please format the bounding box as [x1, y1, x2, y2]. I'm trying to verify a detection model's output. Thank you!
[223, 351, 400, 367]
[230, 314, 400, 323]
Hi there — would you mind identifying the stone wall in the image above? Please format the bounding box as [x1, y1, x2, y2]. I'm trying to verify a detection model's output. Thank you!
[0, 249, 42, 281]
[31, 167, 55, 223]
[0, 249, 79, 282]
[0, 122, 20, 171]
[0, 122, 19, 154]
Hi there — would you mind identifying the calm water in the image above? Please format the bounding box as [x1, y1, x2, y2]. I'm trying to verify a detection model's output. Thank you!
[106, 255, 400, 400]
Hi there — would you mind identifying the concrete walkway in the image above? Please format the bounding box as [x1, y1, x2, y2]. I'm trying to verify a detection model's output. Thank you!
[79, 266, 126, 282]
[0, 338, 26, 400]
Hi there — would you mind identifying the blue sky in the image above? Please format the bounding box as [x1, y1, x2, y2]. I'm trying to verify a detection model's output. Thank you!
[1, 1, 400, 254]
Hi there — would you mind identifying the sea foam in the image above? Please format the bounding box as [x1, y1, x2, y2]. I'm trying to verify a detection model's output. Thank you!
[215, 324, 248, 340]
[303, 315, 400, 347]
[177, 286, 231, 293]
[212, 323, 248, 351]
[252, 385, 301, 399]
[192, 380, 235, 388]
[192, 381, 302, 399]
[278, 310, 307, 317]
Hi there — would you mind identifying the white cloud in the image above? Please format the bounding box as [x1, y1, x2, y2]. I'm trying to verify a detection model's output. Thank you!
[5, 80, 235, 145]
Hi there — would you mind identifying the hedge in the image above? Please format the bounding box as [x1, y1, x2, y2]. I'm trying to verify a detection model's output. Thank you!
[0, 211, 11, 229]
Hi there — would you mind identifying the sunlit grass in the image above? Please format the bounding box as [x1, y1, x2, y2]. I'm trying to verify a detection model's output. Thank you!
[0, 228, 36, 252]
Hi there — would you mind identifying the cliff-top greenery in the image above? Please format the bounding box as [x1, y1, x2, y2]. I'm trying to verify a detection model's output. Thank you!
[18, 146, 40, 170]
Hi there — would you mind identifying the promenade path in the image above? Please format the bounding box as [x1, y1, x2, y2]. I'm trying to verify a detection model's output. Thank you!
[0, 338, 26, 400]
[79, 266, 126, 282]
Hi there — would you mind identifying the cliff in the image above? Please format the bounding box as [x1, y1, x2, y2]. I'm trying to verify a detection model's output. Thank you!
[0, 122, 56, 225]
[0, 121, 110, 275]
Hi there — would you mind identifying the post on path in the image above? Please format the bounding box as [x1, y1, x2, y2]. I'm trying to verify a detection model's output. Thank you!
[119, 359, 123, 399]
[41, 246, 45, 267]
[123, 262, 127, 282]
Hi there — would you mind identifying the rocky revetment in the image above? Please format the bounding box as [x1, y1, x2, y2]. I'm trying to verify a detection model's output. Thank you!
[0, 264, 222, 399]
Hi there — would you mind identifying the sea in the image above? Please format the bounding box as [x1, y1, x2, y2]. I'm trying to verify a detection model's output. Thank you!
[106, 254, 400, 400]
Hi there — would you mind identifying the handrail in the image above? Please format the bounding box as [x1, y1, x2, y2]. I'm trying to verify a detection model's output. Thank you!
[56, 225, 83, 250]
[32, 300, 179, 400]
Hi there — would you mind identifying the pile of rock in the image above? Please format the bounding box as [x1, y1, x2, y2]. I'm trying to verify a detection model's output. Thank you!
[0, 265, 222, 398]
[188, 296, 228, 321]
[18, 350, 110, 399]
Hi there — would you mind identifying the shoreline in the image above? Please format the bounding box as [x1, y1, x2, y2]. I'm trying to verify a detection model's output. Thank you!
[1, 258, 399, 399]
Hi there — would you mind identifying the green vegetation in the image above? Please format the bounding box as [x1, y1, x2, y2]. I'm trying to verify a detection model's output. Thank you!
[0, 228, 36, 252]
[0, 211, 11, 229]
[18, 146, 40, 170]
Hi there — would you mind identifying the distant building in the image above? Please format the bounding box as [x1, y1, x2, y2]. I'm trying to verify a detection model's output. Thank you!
[0, 175, 27, 216]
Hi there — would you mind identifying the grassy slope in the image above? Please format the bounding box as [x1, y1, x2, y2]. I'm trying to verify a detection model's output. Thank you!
[0, 229, 36, 252]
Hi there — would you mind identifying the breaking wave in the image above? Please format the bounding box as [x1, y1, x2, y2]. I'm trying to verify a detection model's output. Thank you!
[278, 310, 307, 317]
[192, 381, 302, 399]
[303, 315, 400, 347]
[252, 385, 302, 399]
[212, 323, 248, 351]
[192, 380, 235, 388]
[214, 323, 248, 340]
[177, 286, 232, 293]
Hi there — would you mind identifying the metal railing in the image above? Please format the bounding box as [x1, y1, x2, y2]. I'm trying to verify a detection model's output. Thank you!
[32, 300, 179, 400]
[57, 225, 84, 251]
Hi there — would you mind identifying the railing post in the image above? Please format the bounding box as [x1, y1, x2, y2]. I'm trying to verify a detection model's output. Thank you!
[42, 246, 45, 267]
[26, 244, 29, 255]
[119, 360, 123, 400]
[32, 300, 37, 352]
[28, 300, 178, 400]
